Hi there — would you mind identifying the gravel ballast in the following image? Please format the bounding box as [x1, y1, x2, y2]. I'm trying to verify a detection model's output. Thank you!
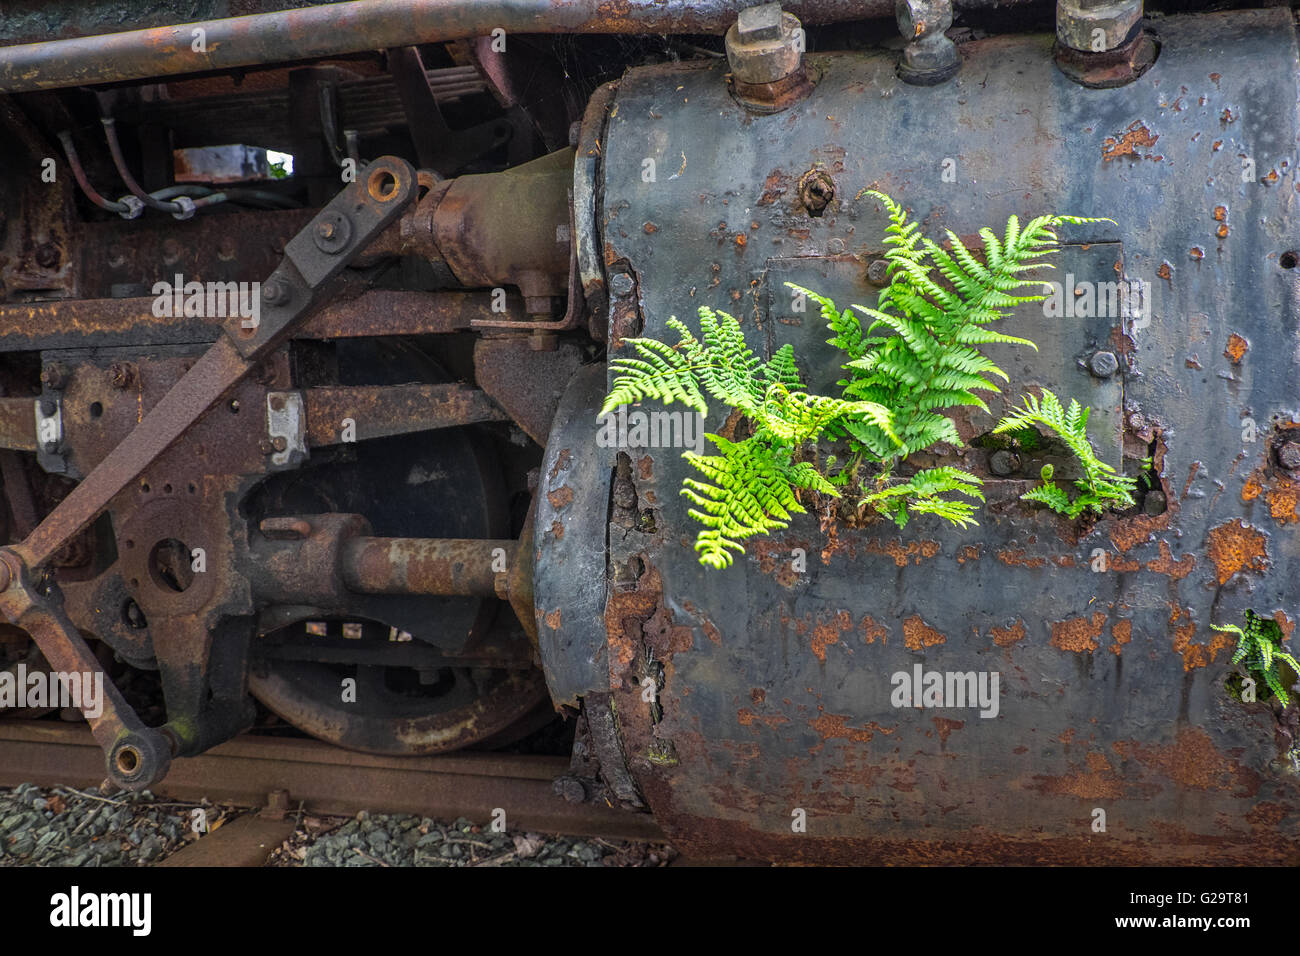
[0, 784, 674, 867]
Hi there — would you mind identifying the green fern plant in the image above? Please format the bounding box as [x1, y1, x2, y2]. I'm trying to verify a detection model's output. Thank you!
[604, 306, 892, 568]
[993, 388, 1137, 518]
[1213, 611, 1300, 707]
[601, 192, 1123, 568]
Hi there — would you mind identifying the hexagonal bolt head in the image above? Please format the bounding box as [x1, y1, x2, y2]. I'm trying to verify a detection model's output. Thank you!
[1088, 350, 1120, 378]
[1056, 0, 1143, 53]
[726, 3, 804, 85]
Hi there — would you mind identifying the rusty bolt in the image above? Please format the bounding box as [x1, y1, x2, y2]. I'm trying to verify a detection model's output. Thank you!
[108, 362, 137, 389]
[271, 436, 288, 453]
[725, 3, 804, 85]
[269, 394, 286, 412]
[40, 362, 70, 390]
[313, 211, 351, 254]
[553, 776, 587, 803]
[990, 449, 1021, 476]
[609, 272, 636, 298]
[866, 259, 891, 286]
[1088, 350, 1119, 378]
[1276, 440, 1300, 472]
[34, 243, 61, 269]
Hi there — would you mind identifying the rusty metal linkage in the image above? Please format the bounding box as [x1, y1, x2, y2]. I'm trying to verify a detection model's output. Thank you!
[0, 156, 417, 790]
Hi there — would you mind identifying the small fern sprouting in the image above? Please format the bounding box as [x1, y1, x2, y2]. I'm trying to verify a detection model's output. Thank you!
[605, 307, 891, 568]
[1213, 611, 1299, 707]
[993, 388, 1136, 518]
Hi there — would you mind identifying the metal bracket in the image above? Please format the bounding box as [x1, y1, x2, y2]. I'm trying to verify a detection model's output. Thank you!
[266, 391, 308, 470]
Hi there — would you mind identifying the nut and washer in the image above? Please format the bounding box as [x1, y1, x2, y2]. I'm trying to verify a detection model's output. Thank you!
[1056, 0, 1143, 53]
[725, 3, 803, 85]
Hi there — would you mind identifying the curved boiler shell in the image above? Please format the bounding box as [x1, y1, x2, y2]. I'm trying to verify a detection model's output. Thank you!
[573, 9, 1300, 862]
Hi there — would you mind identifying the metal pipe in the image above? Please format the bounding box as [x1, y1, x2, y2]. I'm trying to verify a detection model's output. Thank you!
[101, 118, 191, 217]
[55, 130, 131, 216]
[0, 0, 905, 94]
[342, 537, 517, 599]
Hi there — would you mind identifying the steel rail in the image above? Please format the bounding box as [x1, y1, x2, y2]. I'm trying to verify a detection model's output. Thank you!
[0, 721, 665, 843]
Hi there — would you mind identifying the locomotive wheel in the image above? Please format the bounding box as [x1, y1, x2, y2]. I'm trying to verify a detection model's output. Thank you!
[245, 339, 548, 754]
[248, 620, 549, 755]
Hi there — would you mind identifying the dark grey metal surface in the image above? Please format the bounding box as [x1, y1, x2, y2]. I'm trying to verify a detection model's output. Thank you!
[534, 362, 613, 708]
[593, 9, 1300, 862]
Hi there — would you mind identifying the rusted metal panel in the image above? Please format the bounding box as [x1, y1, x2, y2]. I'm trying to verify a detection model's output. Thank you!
[594, 10, 1300, 861]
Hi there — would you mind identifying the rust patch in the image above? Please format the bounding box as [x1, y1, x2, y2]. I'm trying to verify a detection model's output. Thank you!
[811, 610, 852, 662]
[867, 538, 941, 567]
[1212, 205, 1227, 222]
[751, 687, 765, 704]
[738, 708, 789, 729]
[1109, 619, 1132, 656]
[997, 548, 1046, 568]
[1224, 333, 1248, 364]
[1101, 121, 1159, 162]
[956, 544, 981, 563]
[860, 615, 888, 645]
[1241, 468, 1300, 525]
[1156, 261, 1172, 282]
[546, 486, 574, 510]
[1205, 519, 1269, 584]
[757, 168, 791, 206]
[604, 562, 692, 690]
[1114, 727, 1260, 796]
[902, 615, 946, 651]
[1030, 751, 1125, 799]
[1110, 511, 1171, 552]
[637, 455, 654, 480]
[1190, 246, 1204, 260]
[810, 709, 894, 744]
[1169, 606, 1233, 671]
[1146, 540, 1194, 580]
[932, 717, 964, 746]
[544, 608, 562, 630]
[642, 221, 658, 234]
[547, 447, 572, 481]
[1050, 612, 1106, 653]
[991, 620, 1026, 647]
[549, 520, 565, 541]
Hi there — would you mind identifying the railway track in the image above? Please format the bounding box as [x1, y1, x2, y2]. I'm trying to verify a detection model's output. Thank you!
[0, 721, 665, 845]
